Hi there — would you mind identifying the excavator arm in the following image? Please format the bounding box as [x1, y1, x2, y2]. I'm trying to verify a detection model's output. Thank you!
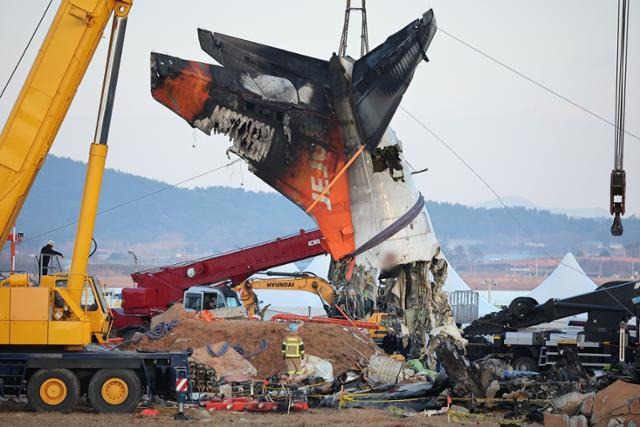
[234, 272, 336, 317]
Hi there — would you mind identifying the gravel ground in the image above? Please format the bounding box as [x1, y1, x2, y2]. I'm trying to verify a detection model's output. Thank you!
[0, 400, 503, 426]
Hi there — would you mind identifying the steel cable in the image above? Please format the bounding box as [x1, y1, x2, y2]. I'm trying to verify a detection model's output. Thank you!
[400, 105, 637, 316]
[0, 0, 54, 100]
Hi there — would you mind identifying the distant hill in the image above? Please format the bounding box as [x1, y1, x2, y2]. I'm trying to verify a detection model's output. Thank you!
[427, 201, 638, 254]
[11, 156, 313, 259]
[475, 196, 610, 219]
[4, 156, 638, 265]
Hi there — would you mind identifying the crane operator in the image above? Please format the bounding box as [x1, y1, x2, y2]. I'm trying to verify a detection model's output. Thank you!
[39, 240, 63, 276]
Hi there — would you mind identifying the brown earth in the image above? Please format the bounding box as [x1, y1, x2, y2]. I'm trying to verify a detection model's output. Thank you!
[149, 303, 196, 329]
[126, 319, 383, 378]
[0, 404, 502, 426]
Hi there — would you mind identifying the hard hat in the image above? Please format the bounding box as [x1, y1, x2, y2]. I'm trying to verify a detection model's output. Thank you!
[288, 323, 299, 333]
[47, 240, 54, 246]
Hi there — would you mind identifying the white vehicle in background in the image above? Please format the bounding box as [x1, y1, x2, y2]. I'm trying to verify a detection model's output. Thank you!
[183, 286, 242, 312]
[104, 287, 124, 308]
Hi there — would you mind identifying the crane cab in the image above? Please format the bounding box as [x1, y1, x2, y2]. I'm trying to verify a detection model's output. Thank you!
[0, 271, 111, 346]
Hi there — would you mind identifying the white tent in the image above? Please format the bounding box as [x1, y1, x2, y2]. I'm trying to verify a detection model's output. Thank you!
[444, 264, 498, 316]
[443, 265, 472, 292]
[526, 252, 596, 304]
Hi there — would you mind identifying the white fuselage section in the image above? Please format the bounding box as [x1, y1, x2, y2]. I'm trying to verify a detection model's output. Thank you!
[334, 57, 440, 272]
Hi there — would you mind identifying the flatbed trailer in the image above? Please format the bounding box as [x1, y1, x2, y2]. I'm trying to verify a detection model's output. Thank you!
[0, 349, 190, 413]
[464, 280, 640, 373]
[481, 329, 638, 372]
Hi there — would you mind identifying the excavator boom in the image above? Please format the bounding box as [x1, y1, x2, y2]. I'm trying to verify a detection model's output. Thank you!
[235, 273, 336, 317]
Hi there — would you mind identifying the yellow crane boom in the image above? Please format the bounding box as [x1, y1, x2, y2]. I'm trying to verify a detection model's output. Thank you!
[0, 0, 130, 252]
[0, 0, 132, 346]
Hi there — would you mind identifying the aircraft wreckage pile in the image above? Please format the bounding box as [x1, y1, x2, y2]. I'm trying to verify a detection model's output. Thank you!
[118, 304, 640, 424]
[138, 9, 640, 424]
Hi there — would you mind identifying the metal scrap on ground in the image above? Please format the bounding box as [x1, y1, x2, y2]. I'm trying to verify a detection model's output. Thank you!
[118, 301, 640, 424]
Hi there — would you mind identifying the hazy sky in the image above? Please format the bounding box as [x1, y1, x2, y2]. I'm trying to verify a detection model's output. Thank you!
[1, 1, 638, 215]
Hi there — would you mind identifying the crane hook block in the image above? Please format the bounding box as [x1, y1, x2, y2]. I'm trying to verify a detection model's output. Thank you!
[610, 169, 626, 236]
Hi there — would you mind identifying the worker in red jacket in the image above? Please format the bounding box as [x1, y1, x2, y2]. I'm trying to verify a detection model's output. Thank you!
[282, 323, 305, 377]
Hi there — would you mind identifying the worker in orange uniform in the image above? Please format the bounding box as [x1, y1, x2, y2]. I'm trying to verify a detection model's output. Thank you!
[282, 323, 305, 377]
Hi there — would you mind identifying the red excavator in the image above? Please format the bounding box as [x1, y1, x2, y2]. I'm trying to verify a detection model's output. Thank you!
[112, 229, 326, 333]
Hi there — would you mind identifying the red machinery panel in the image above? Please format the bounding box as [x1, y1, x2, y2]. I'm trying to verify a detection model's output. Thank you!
[114, 229, 327, 329]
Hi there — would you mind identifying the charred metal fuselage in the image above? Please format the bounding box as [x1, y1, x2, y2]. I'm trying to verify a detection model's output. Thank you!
[150, 10, 462, 359]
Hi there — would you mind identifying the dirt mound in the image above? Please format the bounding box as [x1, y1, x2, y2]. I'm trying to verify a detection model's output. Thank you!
[130, 319, 382, 378]
[192, 344, 257, 378]
[149, 303, 195, 329]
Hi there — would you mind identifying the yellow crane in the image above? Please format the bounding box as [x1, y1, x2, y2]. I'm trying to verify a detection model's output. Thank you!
[0, 2, 193, 415]
[0, 0, 132, 346]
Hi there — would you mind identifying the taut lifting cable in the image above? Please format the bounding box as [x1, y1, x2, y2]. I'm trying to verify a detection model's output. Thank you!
[437, 26, 640, 144]
[338, 0, 369, 57]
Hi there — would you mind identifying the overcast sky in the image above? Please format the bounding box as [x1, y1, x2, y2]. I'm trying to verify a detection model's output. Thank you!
[1, 1, 638, 215]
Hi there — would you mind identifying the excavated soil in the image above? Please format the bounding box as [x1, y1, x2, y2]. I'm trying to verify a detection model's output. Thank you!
[128, 319, 383, 378]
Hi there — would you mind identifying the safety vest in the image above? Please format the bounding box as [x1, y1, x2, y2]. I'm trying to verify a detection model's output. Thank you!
[281, 335, 304, 358]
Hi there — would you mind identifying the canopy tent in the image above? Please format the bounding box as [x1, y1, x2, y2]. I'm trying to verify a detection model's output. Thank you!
[526, 252, 597, 304]
[444, 264, 498, 316]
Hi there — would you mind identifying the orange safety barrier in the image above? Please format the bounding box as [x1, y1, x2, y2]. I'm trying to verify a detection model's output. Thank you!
[270, 313, 380, 330]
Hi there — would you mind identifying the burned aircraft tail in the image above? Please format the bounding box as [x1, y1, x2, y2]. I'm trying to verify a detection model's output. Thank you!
[149, 8, 469, 366]
[150, 9, 438, 270]
[198, 29, 330, 85]
[350, 10, 436, 150]
[197, 10, 436, 152]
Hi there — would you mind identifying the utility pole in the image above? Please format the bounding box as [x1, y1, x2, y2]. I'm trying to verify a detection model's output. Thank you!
[7, 227, 24, 273]
[128, 249, 139, 273]
[482, 279, 497, 304]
